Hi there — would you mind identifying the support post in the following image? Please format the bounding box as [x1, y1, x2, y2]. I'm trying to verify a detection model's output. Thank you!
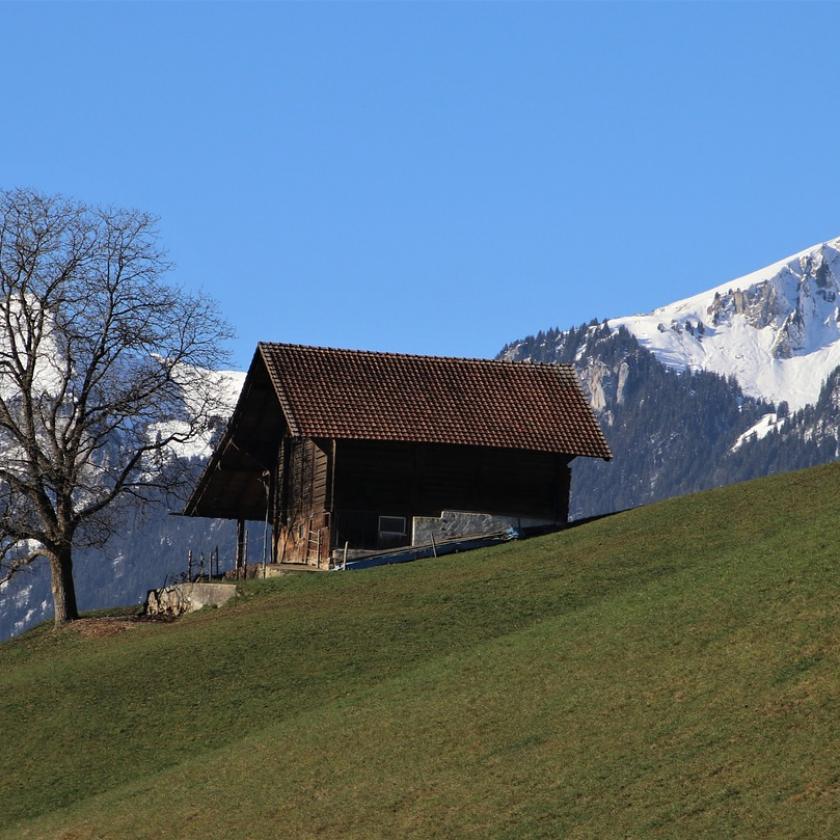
[236, 518, 246, 580]
[263, 470, 271, 571]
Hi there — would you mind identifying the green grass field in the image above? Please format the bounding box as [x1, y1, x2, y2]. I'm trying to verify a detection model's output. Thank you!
[3, 463, 840, 838]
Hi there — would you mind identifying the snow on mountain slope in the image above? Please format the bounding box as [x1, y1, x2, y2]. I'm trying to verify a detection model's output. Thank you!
[149, 367, 247, 460]
[731, 412, 784, 452]
[0, 365, 248, 640]
[204, 367, 247, 411]
[609, 237, 840, 409]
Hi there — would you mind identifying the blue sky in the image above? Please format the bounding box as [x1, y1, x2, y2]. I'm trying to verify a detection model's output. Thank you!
[3, 2, 840, 369]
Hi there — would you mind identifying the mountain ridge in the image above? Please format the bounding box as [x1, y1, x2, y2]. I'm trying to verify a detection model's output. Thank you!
[608, 236, 840, 409]
[499, 236, 840, 519]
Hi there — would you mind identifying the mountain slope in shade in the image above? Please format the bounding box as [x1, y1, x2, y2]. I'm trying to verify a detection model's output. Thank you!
[610, 237, 840, 409]
[0, 368, 249, 640]
[500, 323, 775, 518]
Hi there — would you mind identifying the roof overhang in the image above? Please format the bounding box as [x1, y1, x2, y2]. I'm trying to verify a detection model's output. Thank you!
[184, 350, 286, 519]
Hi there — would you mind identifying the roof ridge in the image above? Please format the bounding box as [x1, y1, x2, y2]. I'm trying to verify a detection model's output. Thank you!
[256, 340, 573, 369]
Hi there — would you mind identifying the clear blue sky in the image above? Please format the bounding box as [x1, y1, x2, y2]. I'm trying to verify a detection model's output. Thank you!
[3, 2, 840, 369]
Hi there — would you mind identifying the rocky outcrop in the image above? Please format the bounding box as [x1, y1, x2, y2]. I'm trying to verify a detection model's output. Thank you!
[410, 510, 553, 545]
[145, 582, 236, 617]
[705, 279, 786, 331]
[703, 245, 840, 359]
[500, 321, 774, 518]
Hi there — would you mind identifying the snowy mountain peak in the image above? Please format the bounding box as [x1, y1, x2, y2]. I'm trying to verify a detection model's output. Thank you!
[609, 236, 840, 410]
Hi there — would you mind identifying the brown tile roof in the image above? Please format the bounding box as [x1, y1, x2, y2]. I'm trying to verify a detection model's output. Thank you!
[257, 343, 611, 460]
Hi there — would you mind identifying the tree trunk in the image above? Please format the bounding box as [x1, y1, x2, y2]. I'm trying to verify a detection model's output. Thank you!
[48, 545, 79, 626]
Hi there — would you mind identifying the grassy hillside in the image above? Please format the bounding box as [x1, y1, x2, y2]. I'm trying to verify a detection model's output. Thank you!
[3, 463, 840, 839]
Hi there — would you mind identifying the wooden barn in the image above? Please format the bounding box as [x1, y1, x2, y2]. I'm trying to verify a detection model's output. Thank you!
[184, 343, 612, 569]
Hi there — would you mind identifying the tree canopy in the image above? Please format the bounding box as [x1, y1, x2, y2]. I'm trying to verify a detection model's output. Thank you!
[0, 188, 232, 624]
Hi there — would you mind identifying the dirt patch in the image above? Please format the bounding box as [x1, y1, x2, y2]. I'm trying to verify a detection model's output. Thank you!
[66, 617, 145, 639]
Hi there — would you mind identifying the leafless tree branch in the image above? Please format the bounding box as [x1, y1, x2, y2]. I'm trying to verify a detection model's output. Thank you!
[0, 188, 233, 625]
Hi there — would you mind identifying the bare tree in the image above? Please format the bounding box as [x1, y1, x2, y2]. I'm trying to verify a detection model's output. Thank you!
[0, 189, 232, 626]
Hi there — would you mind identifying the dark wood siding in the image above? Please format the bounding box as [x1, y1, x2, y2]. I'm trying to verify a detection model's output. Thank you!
[292, 439, 328, 516]
[275, 437, 332, 566]
[332, 440, 571, 550]
[274, 436, 571, 563]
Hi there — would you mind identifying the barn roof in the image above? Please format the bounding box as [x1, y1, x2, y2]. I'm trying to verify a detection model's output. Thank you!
[184, 342, 612, 519]
[257, 342, 611, 459]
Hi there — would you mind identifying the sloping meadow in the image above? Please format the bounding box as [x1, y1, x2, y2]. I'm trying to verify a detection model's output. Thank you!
[3, 463, 840, 838]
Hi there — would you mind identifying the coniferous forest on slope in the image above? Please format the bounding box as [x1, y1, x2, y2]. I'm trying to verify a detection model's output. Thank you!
[501, 323, 840, 518]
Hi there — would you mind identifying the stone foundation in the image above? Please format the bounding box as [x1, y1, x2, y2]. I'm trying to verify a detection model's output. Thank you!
[410, 510, 555, 546]
[145, 582, 237, 617]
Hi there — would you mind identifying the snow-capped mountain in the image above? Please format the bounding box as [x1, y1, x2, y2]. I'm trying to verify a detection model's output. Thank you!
[610, 237, 840, 410]
[499, 237, 840, 520]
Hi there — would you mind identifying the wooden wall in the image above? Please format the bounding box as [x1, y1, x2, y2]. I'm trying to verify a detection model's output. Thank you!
[274, 436, 572, 562]
[331, 440, 571, 551]
[274, 437, 331, 566]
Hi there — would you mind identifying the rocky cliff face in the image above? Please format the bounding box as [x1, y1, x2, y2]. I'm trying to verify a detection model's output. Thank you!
[500, 323, 774, 518]
[609, 237, 840, 409]
[703, 245, 840, 359]
[502, 313, 840, 520]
